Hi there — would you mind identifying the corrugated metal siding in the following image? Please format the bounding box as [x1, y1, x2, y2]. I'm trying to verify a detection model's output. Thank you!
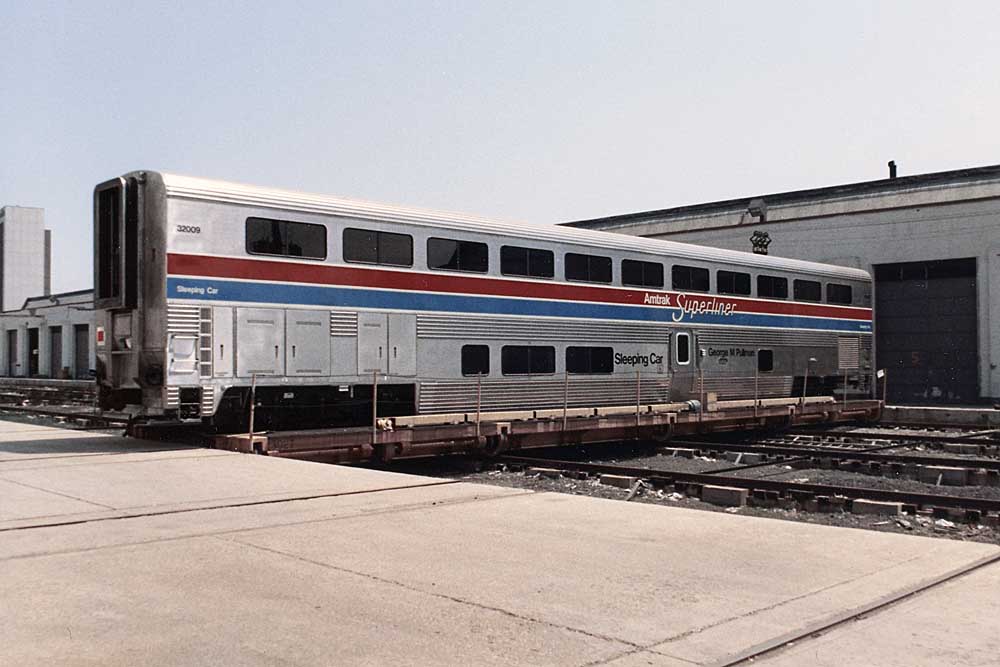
[698, 330, 838, 348]
[417, 314, 669, 343]
[838, 337, 861, 369]
[701, 376, 793, 400]
[166, 305, 201, 335]
[200, 385, 215, 415]
[164, 386, 180, 408]
[156, 172, 871, 281]
[329, 311, 358, 337]
[198, 307, 212, 379]
[418, 376, 671, 413]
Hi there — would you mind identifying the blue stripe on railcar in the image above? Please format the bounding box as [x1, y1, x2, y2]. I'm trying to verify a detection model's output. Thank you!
[167, 277, 873, 333]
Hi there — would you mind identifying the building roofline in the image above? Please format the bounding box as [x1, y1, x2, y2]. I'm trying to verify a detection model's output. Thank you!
[16, 288, 94, 312]
[562, 163, 1000, 228]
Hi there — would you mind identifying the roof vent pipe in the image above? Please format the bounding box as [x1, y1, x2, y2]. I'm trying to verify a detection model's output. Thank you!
[888, 160, 897, 179]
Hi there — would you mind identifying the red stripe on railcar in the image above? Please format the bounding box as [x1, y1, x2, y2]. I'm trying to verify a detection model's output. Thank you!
[166, 253, 872, 322]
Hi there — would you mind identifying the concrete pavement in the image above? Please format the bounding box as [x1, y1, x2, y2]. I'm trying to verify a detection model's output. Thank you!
[1, 418, 998, 666]
[754, 561, 1000, 667]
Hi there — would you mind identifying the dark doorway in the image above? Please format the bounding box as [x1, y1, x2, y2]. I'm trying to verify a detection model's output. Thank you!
[74, 324, 90, 379]
[49, 327, 63, 378]
[28, 328, 39, 376]
[7, 330, 17, 376]
[874, 258, 978, 404]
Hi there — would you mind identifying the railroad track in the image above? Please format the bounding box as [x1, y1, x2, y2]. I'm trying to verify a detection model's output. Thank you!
[0, 405, 128, 429]
[666, 440, 1000, 471]
[495, 451, 1000, 520]
[785, 427, 1000, 447]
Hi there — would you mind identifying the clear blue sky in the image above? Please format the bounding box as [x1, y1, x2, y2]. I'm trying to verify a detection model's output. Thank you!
[2, 1, 998, 293]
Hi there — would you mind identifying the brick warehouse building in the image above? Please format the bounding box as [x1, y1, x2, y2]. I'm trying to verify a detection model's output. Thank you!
[564, 164, 1000, 404]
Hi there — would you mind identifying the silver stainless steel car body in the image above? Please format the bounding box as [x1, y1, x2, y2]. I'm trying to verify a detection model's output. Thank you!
[93, 171, 874, 428]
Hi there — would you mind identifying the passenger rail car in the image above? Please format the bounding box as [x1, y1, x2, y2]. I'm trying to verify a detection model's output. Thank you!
[93, 172, 874, 430]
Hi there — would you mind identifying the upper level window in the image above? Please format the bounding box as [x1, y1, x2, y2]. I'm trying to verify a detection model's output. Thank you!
[501, 345, 556, 375]
[826, 283, 853, 305]
[246, 217, 327, 260]
[427, 238, 488, 273]
[566, 346, 614, 374]
[757, 275, 788, 299]
[500, 246, 554, 278]
[717, 270, 751, 296]
[793, 279, 822, 302]
[565, 253, 612, 283]
[622, 259, 664, 288]
[343, 228, 412, 266]
[672, 265, 710, 292]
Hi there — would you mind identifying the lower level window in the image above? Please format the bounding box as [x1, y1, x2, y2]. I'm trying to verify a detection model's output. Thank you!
[461, 345, 490, 376]
[566, 346, 613, 374]
[501, 345, 555, 375]
[758, 349, 774, 373]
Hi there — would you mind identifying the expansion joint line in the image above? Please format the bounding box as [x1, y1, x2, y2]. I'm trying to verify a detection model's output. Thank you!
[712, 551, 1000, 667]
[0, 480, 460, 534]
[225, 537, 643, 652]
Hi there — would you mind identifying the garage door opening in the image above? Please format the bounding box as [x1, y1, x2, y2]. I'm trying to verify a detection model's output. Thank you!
[874, 258, 977, 404]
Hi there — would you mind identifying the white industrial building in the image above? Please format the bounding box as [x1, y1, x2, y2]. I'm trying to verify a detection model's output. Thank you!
[0, 290, 95, 379]
[0, 205, 94, 379]
[565, 163, 1000, 405]
[0, 205, 51, 312]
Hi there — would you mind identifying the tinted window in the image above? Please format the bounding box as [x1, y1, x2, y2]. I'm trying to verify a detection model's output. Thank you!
[96, 186, 121, 299]
[793, 279, 822, 302]
[676, 333, 690, 364]
[826, 283, 853, 305]
[501, 345, 556, 375]
[566, 346, 614, 374]
[461, 345, 490, 376]
[672, 265, 710, 292]
[246, 217, 327, 260]
[622, 259, 664, 288]
[565, 253, 612, 283]
[717, 270, 751, 295]
[757, 275, 788, 299]
[758, 349, 774, 373]
[427, 238, 488, 273]
[500, 246, 554, 278]
[343, 228, 412, 266]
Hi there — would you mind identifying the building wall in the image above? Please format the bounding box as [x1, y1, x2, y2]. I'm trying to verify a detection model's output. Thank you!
[0, 206, 51, 312]
[565, 169, 1000, 401]
[0, 294, 96, 379]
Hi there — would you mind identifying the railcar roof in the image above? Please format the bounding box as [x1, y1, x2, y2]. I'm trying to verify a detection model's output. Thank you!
[151, 171, 871, 282]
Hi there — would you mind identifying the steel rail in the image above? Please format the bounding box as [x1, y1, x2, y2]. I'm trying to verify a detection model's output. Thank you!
[667, 440, 1000, 471]
[0, 405, 128, 426]
[785, 428, 999, 446]
[496, 455, 1000, 514]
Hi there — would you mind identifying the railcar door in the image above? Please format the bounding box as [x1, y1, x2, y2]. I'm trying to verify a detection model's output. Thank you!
[212, 307, 233, 378]
[357, 312, 388, 374]
[671, 329, 697, 401]
[357, 312, 416, 377]
[235, 308, 284, 377]
[286, 309, 331, 376]
[387, 313, 416, 377]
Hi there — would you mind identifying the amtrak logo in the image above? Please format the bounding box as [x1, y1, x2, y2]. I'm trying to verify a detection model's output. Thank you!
[642, 292, 739, 322]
